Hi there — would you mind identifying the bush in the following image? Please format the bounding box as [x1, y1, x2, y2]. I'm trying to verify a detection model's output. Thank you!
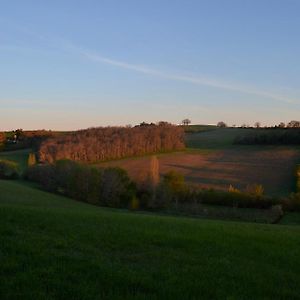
[295, 165, 300, 192]
[282, 193, 300, 211]
[28, 153, 37, 166]
[26, 161, 136, 208]
[155, 171, 187, 209]
[0, 160, 19, 179]
[24, 164, 56, 191]
[196, 189, 277, 209]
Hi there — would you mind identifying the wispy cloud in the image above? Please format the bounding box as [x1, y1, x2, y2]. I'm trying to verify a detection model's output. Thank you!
[1, 19, 298, 104]
[64, 44, 298, 104]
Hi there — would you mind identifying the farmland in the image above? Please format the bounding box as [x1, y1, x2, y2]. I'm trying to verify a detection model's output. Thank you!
[99, 128, 300, 196]
[1, 127, 300, 299]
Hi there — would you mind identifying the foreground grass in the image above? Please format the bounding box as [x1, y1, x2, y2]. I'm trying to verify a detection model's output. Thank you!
[1, 180, 300, 299]
[280, 212, 300, 225]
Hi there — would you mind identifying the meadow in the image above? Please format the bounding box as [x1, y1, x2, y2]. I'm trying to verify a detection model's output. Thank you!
[1, 179, 300, 299]
[1, 127, 300, 299]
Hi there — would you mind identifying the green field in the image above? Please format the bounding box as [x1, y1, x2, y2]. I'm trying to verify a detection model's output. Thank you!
[185, 128, 253, 149]
[0, 149, 30, 172]
[1, 179, 300, 299]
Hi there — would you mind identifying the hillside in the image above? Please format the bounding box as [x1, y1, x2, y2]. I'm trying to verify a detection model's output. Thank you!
[100, 128, 300, 196]
[1, 179, 300, 299]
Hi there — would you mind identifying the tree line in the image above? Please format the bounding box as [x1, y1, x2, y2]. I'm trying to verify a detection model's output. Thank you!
[24, 158, 300, 213]
[0, 129, 57, 151]
[234, 128, 300, 145]
[38, 123, 185, 163]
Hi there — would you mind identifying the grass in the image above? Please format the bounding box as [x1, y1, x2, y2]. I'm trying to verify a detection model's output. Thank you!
[1, 179, 300, 299]
[280, 212, 300, 225]
[185, 128, 255, 150]
[0, 148, 30, 172]
[164, 203, 282, 224]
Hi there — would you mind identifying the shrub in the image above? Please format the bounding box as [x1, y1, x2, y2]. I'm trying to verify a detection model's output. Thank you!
[282, 193, 300, 211]
[196, 189, 277, 209]
[28, 153, 37, 166]
[228, 185, 240, 193]
[155, 171, 186, 209]
[296, 165, 300, 192]
[100, 167, 136, 208]
[26, 161, 136, 208]
[24, 164, 56, 191]
[245, 184, 264, 197]
[0, 160, 19, 179]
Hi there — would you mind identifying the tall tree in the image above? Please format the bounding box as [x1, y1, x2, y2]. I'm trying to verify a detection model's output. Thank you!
[148, 155, 160, 207]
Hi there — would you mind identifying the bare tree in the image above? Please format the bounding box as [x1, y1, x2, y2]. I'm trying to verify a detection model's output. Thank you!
[28, 153, 37, 166]
[287, 120, 300, 128]
[39, 125, 185, 163]
[149, 156, 159, 189]
[148, 155, 160, 207]
[278, 122, 285, 128]
[254, 122, 261, 128]
[0, 132, 5, 144]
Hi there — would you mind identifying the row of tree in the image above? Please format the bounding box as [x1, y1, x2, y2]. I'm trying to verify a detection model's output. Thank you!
[38, 124, 185, 163]
[234, 129, 300, 145]
[0, 129, 57, 151]
[25, 157, 300, 212]
[0, 132, 5, 145]
[219, 120, 300, 128]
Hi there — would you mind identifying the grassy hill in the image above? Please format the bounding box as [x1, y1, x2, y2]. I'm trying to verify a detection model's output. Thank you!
[1, 179, 300, 299]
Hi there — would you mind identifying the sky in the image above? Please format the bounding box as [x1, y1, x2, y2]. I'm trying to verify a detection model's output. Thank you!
[1, 0, 300, 130]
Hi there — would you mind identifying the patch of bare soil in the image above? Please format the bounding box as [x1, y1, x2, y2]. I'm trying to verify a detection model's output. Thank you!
[100, 148, 300, 196]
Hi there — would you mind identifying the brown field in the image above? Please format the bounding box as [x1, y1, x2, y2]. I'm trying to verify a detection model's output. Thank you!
[99, 147, 300, 196]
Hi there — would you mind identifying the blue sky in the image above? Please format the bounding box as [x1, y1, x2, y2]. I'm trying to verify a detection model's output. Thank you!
[1, 0, 300, 130]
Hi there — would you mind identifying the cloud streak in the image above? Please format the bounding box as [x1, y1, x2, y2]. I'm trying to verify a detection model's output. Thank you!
[72, 48, 297, 104]
[2, 19, 298, 104]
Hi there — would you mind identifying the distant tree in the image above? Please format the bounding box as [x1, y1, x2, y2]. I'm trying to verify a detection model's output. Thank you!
[149, 156, 160, 187]
[182, 119, 191, 126]
[246, 184, 264, 197]
[159, 171, 185, 210]
[100, 167, 135, 208]
[217, 121, 227, 128]
[39, 126, 185, 163]
[14, 129, 23, 141]
[278, 122, 285, 128]
[158, 121, 171, 126]
[28, 153, 37, 166]
[287, 120, 300, 128]
[0, 132, 5, 144]
[254, 122, 261, 128]
[148, 156, 160, 207]
[139, 122, 155, 127]
[0, 160, 19, 179]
